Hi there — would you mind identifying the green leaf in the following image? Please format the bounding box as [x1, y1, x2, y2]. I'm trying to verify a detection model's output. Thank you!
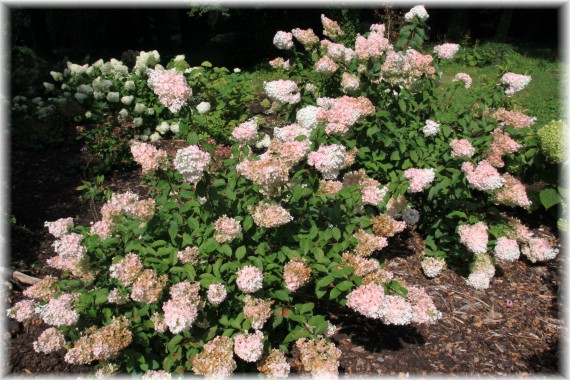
[540, 188, 561, 210]
[235, 246, 247, 260]
[316, 275, 334, 288]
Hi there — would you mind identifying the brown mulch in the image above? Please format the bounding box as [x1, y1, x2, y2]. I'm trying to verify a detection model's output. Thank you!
[7, 137, 562, 375]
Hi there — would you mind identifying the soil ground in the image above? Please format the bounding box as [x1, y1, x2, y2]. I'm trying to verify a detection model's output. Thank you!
[7, 137, 563, 376]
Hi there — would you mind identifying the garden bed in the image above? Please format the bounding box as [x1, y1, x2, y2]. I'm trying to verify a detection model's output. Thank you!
[7, 138, 561, 375]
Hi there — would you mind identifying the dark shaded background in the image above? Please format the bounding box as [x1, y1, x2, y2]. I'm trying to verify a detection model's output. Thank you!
[11, 7, 559, 68]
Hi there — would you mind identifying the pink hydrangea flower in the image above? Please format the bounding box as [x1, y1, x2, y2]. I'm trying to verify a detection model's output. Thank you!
[38, 293, 80, 327]
[33, 327, 66, 353]
[355, 32, 391, 61]
[407, 287, 442, 324]
[109, 253, 143, 286]
[207, 283, 227, 305]
[346, 283, 386, 319]
[162, 298, 198, 334]
[234, 331, 264, 362]
[382, 295, 414, 325]
[450, 139, 475, 159]
[130, 141, 168, 173]
[321, 14, 344, 39]
[308, 144, 348, 179]
[7, 299, 40, 322]
[214, 215, 242, 243]
[458, 222, 488, 254]
[433, 43, 460, 59]
[315, 55, 339, 77]
[250, 201, 293, 229]
[453, 72, 473, 88]
[44, 217, 74, 238]
[147, 69, 192, 112]
[291, 28, 319, 49]
[403, 168, 436, 193]
[494, 237, 520, 261]
[461, 160, 505, 191]
[521, 237, 558, 263]
[232, 118, 259, 145]
[500, 72, 531, 96]
[422, 119, 440, 136]
[236, 265, 264, 293]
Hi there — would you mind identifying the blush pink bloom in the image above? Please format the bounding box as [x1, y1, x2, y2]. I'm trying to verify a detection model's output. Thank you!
[492, 173, 532, 208]
[458, 222, 489, 254]
[521, 237, 559, 263]
[453, 72, 473, 88]
[44, 217, 74, 238]
[130, 141, 168, 173]
[494, 237, 521, 261]
[403, 168, 436, 192]
[450, 139, 475, 159]
[264, 80, 301, 104]
[268, 57, 290, 70]
[39, 293, 80, 327]
[33, 327, 66, 353]
[500, 72, 531, 96]
[234, 331, 264, 362]
[283, 258, 312, 292]
[492, 108, 537, 130]
[433, 43, 460, 59]
[461, 160, 505, 191]
[109, 253, 143, 286]
[214, 215, 242, 243]
[308, 144, 348, 179]
[236, 265, 264, 293]
[382, 295, 414, 325]
[207, 283, 227, 305]
[7, 299, 40, 322]
[162, 298, 198, 334]
[346, 283, 386, 319]
[321, 14, 345, 39]
[291, 28, 319, 50]
[147, 69, 192, 112]
[407, 287, 442, 325]
[250, 201, 293, 229]
[355, 32, 391, 61]
[315, 55, 339, 77]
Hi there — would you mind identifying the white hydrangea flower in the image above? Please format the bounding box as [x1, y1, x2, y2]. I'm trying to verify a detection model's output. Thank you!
[150, 132, 161, 142]
[106, 92, 120, 103]
[121, 95, 134, 105]
[405, 5, 429, 22]
[156, 121, 170, 135]
[196, 102, 211, 114]
[133, 117, 143, 127]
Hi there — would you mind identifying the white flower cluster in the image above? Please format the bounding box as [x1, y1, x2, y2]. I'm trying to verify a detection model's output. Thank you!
[404, 5, 429, 22]
[196, 101, 211, 114]
[155, 120, 179, 135]
[296, 105, 320, 131]
[134, 50, 161, 75]
[421, 256, 446, 278]
[273, 31, 294, 50]
[493, 237, 520, 261]
[173, 146, 211, 184]
[264, 80, 301, 104]
[422, 119, 440, 136]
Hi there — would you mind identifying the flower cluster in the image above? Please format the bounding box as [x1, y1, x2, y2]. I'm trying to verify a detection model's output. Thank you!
[23, 275, 59, 302]
[44, 217, 74, 238]
[491, 173, 532, 208]
[38, 293, 80, 327]
[292, 28, 319, 49]
[407, 286, 442, 324]
[353, 229, 388, 257]
[207, 283, 227, 305]
[162, 281, 200, 334]
[257, 349, 290, 378]
[191, 336, 237, 378]
[452, 72, 473, 88]
[450, 138, 475, 159]
[274, 123, 309, 142]
[404, 5, 429, 21]
[33, 327, 66, 354]
[321, 14, 344, 39]
[433, 43, 460, 59]
[64, 316, 132, 365]
[130, 269, 167, 303]
[264, 80, 301, 104]
[7, 299, 40, 322]
[458, 222, 489, 254]
[466, 254, 495, 290]
[307, 144, 349, 179]
[315, 55, 339, 77]
[234, 330, 264, 362]
[492, 108, 537, 130]
[147, 69, 192, 112]
[214, 215, 242, 243]
[296, 105, 320, 131]
[173, 145, 211, 184]
[355, 27, 391, 61]
[422, 119, 440, 136]
[371, 214, 406, 238]
[296, 337, 342, 377]
[484, 128, 522, 168]
[494, 237, 521, 261]
[47, 232, 94, 281]
[461, 160, 505, 191]
[232, 118, 259, 145]
[243, 295, 274, 329]
[521, 237, 559, 263]
[273, 31, 294, 50]
[236, 265, 264, 293]
[341, 72, 360, 93]
[316, 96, 375, 135]
[269, 57, 290, 70]
[403, 168, 436, 192]
[130, 141, 168, 173]
[177, 246, 199, 265]
[500, 72, 531, 96]
[109, 253, 143, 286]
[537, 119, 566, 163]
[283, 258, 312, 292]
[250, 201, 293, 229]
[421, 256, 446, 278]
